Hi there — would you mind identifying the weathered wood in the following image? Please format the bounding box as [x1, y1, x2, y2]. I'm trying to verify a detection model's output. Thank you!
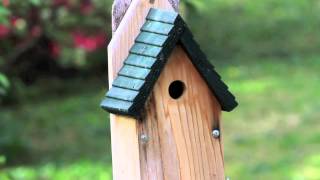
[112, 0, 179, 32]
[141, 21, 174, 35]
[107, 1, 236, 179]
[108, 1, 175, 81]
[112, 0, 132, 32]
[130, 43, 163, 57]
[113, 75, 145, 90]
[135, 32, 168, 46]
[102, 8, 237, 116]
[108, 1, 176, 179]
[118, 65, 151, 79]
[124, 54, 157, 68]
[101, 97, 134, 111]
[109, 115, 141, 180]
[138, 46, 225, 179]
[107, 86, 139, 101]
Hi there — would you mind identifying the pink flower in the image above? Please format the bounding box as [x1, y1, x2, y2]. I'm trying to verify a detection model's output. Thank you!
[72, 32, 106, 52]
[49, 41, 61, 58]
[10, 16, 19, 27]
[2, 0, 9, 7]
[31, 26, 42, 37]
[0, 25, 10, 39]
[81, 0, 94, 14]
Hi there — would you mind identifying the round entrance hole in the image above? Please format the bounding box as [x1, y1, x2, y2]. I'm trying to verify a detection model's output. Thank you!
[168, 80, 185, 99]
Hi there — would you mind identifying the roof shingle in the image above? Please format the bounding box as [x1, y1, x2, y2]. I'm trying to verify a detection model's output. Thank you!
[101, 8, 238, 117]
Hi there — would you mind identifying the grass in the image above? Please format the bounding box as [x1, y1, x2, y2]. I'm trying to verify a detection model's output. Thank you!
[0, 55, 319, 179]
[0, 78, 112, 179]
[219, 55, 320, 179]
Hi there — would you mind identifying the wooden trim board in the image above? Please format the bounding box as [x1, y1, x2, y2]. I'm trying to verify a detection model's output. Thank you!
[108, 1, 175, 179]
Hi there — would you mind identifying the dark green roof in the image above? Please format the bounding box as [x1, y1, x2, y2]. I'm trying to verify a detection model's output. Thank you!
[101, 8, 238, 117]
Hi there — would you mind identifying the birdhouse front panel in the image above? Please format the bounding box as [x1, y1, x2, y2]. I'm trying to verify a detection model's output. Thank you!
[138, 45, 225, 179]
[101, 8, 238, 180]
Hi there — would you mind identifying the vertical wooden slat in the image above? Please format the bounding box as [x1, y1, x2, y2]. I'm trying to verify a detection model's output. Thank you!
[108, 1, 175, 179]
[139, 46, 225, 179]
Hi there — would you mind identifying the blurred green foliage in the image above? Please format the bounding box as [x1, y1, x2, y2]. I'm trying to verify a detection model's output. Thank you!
[0, 6, 10, 24]
[2, 0, 319, 70]
[1, 0, 319, 179]
[0, 155, 6, 165]
[221, 55, 320, 179]
[1, 161, 112, 180]
[0, 0, 112, 70]
[0, 72, 10, 97]
[185, 0, 320, 58]
[0, 56, 319, 179]
[0, 78, 112, 179]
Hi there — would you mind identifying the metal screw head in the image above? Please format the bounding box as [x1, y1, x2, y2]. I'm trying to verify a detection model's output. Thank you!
[140, 134, 149, 144]
[212, 129, 220, 138]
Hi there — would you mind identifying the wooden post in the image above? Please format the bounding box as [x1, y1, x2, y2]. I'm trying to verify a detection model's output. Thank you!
[106, 1, 237, 179]
[109, 1, 177, 179]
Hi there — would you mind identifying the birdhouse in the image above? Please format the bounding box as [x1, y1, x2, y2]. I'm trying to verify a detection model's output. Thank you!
[101, 8, 237, 180]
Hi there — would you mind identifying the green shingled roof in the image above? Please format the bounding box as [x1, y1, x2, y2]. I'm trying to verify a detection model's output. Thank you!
[101, 8, 238, 117]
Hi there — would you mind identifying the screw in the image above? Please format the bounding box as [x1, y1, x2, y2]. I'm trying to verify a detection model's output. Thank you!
[140, 134, 149, 144]
[212, 129, 220, 138]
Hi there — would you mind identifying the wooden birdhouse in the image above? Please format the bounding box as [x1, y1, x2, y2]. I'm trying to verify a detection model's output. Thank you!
[101, 7, 237, 180]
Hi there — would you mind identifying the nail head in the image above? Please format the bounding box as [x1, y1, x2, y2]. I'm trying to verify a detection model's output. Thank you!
[212, 129, 220, 138]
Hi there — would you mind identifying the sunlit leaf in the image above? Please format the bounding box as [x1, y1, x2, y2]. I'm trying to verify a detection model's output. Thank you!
[30, 0, 41, 6]
[183, 0, 207, 11]
[0, 6, 10, 15]
[0, 155, 6, 165]
[0, 6, 10, 24]
[0, 73, 10, 89]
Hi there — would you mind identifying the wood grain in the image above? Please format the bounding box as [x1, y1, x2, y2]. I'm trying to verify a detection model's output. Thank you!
[138, 46, 225, 180]
[108, 1, 175, 180]
[112, 0, 179, 32]
[108, 0, 175, 80]
[109, 115, 140, 179]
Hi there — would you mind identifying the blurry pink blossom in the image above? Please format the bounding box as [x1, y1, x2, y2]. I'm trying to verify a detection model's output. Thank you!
[72, 32, 106, 52]
[81, 0, 94, 14]
[31, 26, 42, 37]
[0, 25, 10, 39]
[2, 0, 9, 7]
[49, 41, 61, 58]
[10, 16, 19, 27]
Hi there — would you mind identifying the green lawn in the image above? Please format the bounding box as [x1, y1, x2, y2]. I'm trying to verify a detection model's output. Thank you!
[0, 78, 112, 180]
[220, 55, 320, 179]
[1, 55, 319, 179]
